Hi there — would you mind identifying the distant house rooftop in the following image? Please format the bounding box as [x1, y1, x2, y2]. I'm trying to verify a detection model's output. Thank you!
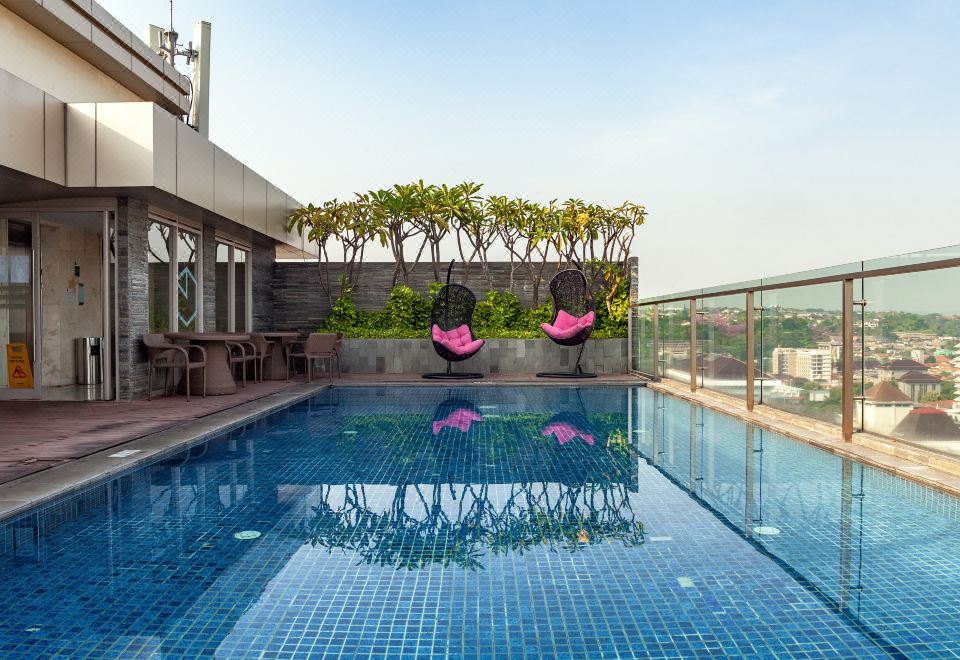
[881, 359, 928, 371]
[897, 371, 942, 384]
[864, 381, 913, 403]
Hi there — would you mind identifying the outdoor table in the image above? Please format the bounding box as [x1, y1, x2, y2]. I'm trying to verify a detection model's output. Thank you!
[165, 332, 251, 395]
[260, 331, 301, 380]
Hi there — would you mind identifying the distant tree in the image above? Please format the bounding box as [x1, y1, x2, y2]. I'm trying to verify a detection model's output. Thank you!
[940, 380, 956, 400]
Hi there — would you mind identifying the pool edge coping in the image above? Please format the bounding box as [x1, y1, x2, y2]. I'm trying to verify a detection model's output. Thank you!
[648, 379, 960, 499]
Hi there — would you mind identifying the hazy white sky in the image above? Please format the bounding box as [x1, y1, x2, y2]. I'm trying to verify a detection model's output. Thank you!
[102, 1, 959, 299]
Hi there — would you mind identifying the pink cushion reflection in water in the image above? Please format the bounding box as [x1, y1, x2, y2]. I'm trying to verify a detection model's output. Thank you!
[433, 408, 484, 435]
[542, 422, 595, 446]
[432, 324, 485, 356]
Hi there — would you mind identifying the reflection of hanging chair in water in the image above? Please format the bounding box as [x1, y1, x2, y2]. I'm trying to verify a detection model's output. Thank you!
[431, 397, 484, 435]
[541, 411, 596, 446]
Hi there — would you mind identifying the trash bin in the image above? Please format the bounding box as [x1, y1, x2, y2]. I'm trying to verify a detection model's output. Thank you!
[75, 337, 103, 385]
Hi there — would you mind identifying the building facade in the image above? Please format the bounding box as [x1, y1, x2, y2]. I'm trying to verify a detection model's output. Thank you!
[0, 0, 311, 400]
[769, 347, 833, 382]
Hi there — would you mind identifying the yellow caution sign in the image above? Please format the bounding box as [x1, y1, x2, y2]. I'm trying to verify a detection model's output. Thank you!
[6, 343, 34, 389]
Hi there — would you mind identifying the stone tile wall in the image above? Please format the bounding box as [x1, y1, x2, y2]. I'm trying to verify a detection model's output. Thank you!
[338, 338, 628, 375]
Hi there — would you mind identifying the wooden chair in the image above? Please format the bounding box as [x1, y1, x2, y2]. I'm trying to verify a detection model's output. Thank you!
[286, 333, 338, 382]
[143, 333, 207, 401]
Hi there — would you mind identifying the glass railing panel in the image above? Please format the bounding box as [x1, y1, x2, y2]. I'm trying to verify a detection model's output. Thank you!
[632, 305, 656, 375]
[659, 300, 691, 383]
[700, 279, 761, 297]
[697, 293, 749, 400]
[860, 268, 960, 457]
[758, 283, 844, 425]
[642, 287, 702, 305]
[761, 261, 862, 287]
[863, 243, 960, 272]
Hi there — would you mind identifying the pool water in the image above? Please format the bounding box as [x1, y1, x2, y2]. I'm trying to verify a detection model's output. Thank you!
[1, 386, 959, 657]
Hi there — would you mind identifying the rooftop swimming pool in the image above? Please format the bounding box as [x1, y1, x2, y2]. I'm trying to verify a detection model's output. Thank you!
[2, 386, 959, 657]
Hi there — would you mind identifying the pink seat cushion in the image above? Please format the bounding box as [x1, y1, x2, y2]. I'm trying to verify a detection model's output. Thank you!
[433, 408, 484, 435]
[541, 310, 595, 340]
[542, 422, 595, 446]
[432, 324, 484, 357]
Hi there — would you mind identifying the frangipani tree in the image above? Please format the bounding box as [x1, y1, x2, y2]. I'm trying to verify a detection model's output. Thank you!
[289, 182, 646, 309]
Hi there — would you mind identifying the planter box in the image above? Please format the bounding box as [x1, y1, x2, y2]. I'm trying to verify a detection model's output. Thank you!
[339, 338, 627, 375]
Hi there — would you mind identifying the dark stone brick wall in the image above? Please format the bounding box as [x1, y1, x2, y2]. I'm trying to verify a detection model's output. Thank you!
[202, 227, 217, 331]
[272, 259, 638, 332]
[272, 261, 570, 331]
[116, 197, 150, 399]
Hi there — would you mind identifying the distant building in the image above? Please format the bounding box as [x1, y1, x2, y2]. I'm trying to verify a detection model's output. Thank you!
[878, 359, 929, 382]
[892, 407, 960, 443]
[770, 347, 832, 382]
[859, 381, 914, 436]
[896, 371, 942, 402]
[816, 340, 842, 362]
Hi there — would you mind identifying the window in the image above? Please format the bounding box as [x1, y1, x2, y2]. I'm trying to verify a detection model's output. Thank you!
[147, 216, 203, 332]
[176, 228, 200, 331]
[215, 243, 230, 331]
[147, 221, 171, 332]
[215, 239, 251, 332]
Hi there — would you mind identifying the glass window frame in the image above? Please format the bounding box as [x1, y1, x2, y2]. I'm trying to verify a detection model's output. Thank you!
[147, 214, 204, 333]
[215, 237, 252, 332]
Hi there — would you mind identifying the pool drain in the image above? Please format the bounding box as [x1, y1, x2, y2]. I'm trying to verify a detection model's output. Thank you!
[234, 530, 262, 540]
[752, 526, 781, 536]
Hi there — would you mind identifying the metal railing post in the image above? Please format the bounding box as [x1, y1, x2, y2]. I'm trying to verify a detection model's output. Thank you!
[690, 298, 697, 392]
[745, 291, 755, 411]
[652, 304, 659, 379]
[842, 279, 854, 441]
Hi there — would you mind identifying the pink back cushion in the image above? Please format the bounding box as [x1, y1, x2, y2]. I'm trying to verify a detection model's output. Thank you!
[540, 310, 596, 340]
[432, 325, 484, 356]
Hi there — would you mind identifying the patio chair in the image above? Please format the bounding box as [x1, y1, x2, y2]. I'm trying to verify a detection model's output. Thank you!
[286, 333, 338, 382]
[143, 333, 207, 401]
[537, 268, 597, 378]
[424, 261, 484, 380]
[226, 337, 257, 387]
[249, 333, 274, 382]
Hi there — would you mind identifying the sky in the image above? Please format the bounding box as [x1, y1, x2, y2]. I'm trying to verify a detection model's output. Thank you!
[100, 0, 960, 299]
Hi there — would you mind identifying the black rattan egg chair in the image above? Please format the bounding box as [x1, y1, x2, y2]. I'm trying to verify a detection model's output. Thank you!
[537, 267, 598, 378]
[423, 261, 485, 380]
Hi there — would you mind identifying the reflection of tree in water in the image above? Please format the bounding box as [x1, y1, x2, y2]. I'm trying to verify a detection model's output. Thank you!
[304, 480, 644, 570]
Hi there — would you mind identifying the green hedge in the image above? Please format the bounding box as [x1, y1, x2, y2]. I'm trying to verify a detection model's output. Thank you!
[319, 281, 628, 339]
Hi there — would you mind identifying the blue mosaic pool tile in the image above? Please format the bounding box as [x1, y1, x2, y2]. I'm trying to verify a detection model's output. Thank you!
[0, 386, 957, 657]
